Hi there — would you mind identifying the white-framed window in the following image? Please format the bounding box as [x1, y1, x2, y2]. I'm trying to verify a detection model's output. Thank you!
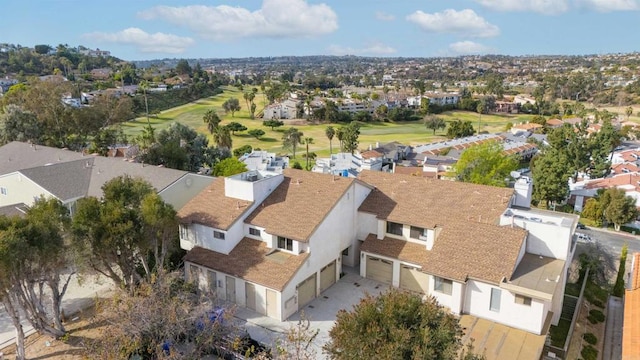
[515, 294, 532, 306]
[207, 270, 217, 293]
[179, 224, 189, 240]
[434, 276, 452, 295]
[386, 221, 403, 236]
[249, 227, 260, 236]
[490, 288, 502, 312]
[410, 226, 426, 240]
[213, 230, 225, 240]
[0, 187, 6, 195]
[277, 236, 293, 251]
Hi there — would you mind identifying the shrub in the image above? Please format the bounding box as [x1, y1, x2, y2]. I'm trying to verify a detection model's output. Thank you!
[587, 309, 605, 324]
[583, 332, 597, 345]
[581, 345, 598, 360]
[590, 299, 604, 309]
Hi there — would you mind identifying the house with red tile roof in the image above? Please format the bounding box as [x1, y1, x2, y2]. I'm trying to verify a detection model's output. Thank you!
[179, 168, 578, 346]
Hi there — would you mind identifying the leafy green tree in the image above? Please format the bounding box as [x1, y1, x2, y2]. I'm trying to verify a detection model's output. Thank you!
[454, 141, 518, 187]
[325, 126, 336, 154]
[233, 144, 253, 157]
[424, 115, 446, 135]
[214, 157, 248, 177]
[446, 119, 475, 139]
[282, 127, 304, 158]
[89, 127, 126, 156]
[340, 122, 360, 154]
[613, 244, 628, 296]
[263, 119, 284, 130]
[420, 97, 430, 115]
[292, 161, 303, 170]
[589, 119, 622, 178]
[0, 104, 42, 144]
[324, 289, 471, 360]
[581, 198, 604, 226]
[531, 147, 571, 208]
[226, 121, 248, 135]
[203, 109, 222, 134]
[222, 97, 241, 117]
[602, 188, 639, 231]
[247, 129, 265, 139]
[626, 106, 633, 121]
[175, 59, 192, 75]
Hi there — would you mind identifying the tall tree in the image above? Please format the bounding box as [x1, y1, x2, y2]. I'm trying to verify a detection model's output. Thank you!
[454, 141, 518, 187]
[263, 119, 284, 131]
[203, 109, 221, 134]
[531, 147, 571, 208]
[340, 122, 360, 154]
[324, 289, 476, 360]
[325, 126, 335, 155]
[303, 137, 314, 170]
[213, 157, 248, 177]
[282, 127, 304, 158]
[213, 125, 233, 150]
[601, 188, 639, 231]
[424, 115, 446, 135]
[446, 120, 475, 139]
[175, 59, 192, 75]
[0, 104, 42, 144]
[626, 106, 633, 121]
[222, 98, 241, 117]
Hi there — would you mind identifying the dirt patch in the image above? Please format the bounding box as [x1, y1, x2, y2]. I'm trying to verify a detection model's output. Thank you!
[566, 300, 606, 360]
[0, 306, 103, 360]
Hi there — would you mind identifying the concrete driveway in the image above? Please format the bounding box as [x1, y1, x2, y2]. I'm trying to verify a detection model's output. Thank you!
[234, 268, 389, 359]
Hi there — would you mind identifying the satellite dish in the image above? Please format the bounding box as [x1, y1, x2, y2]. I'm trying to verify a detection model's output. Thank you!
[510, 171, 521, 179]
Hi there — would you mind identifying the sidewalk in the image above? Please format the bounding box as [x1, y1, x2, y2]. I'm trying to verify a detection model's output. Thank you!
[603, 296, 623, 360]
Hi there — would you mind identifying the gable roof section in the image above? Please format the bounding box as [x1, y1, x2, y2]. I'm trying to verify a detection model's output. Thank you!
[623, 252, 640, 359]
[19, 158, 93, 201]
[0, 141, 85, 175]
[358, 170, 513, 229]
[361, 221, 525, 284]
[178, 179, 253, 230]
[245, 168, 354, 241]
[184, 238, 309, 291]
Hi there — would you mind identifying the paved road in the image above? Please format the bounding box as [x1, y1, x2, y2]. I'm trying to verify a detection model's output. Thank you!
[577, 227, 640, 261]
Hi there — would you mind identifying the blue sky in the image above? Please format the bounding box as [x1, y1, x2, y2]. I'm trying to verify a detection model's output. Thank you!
[3, 0, 640, 60]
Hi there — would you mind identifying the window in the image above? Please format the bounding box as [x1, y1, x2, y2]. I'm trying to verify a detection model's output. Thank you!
[515, 294, 532, 306]
[342, 247, 349, 256]
[213, 230, 225, 240]
[277, 236, 293, 251]
[410, 226, 426, 240]
[189, 264, 200, 284]
[179, 225, 189, 240]
[0, 187, 6, 195]
[386, 221, 403, 236]
[207, 270, 217, 293]
[434, 277, 453, 295]
[490, 288, 502, 312]
[249, 227, 260, 236]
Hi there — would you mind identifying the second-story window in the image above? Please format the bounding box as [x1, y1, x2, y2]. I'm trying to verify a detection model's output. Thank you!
[386, 221, 403, 236]
[213, 230, 225, 240]
[410, 226, 426, 240]
[277, 236, 293, 251]
[179, 225, 188, 240]
[249, 228, 260, 236]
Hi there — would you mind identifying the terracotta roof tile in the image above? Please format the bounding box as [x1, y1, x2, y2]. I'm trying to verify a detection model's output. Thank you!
[623, 253, 640, 359]
[177, 180, 253, 230]
[245, 169, 355, 241]
[513, 123, 543, 130]
[546, 119, 564, 126]
[184, 238, 308, 291]
[358, 170, 513, 229]
[361, 222, 525, 283]
[360, 149, 383, 159]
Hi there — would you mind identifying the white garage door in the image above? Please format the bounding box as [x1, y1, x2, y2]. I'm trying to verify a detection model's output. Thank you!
[297, 274, 317, 308]
[366, 256, 393, 284]
[400, 265, 430, 294]
[320, 260, 336, 293]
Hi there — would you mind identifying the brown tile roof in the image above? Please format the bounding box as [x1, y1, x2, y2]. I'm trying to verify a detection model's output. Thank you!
[513, 123, 543, 131]
[184, 238, 308, 291]
[361, 221, 525, 283]
[360, 149, 383, 159]
[623, 253, 640, 359]
[585, 173, 640, 192]
[612, 163, 640, 175]
[546, 119, 564, 126]
[392, 166, 427, 177]
[245, 168, 355, 241]
[177, 179, 253, 230]
[358, 170, 513, 229]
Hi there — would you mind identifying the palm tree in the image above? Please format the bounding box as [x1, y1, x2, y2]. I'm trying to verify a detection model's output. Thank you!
[476, 102, 485, 133]
[139, 80, 151, 127]
[627, 106, 633, 121]
[203, 110, 221, 134]
[325, 126, 335, 155]
[303, 137, 314, 170]
[282, 127, 303, 159]
[213, 125, 232, 150]
[336, 127, 345, 152]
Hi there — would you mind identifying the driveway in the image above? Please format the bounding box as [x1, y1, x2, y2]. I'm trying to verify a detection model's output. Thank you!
[0, 273, 114, 350]
[233, 268, 389, 359]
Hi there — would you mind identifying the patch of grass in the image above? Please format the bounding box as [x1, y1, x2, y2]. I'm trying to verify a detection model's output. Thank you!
[549, 318, 572, 348]
[587, 309, 605, 324]
[581, 345, 598, 360]
[583, 332, 597, 345]
[565, 282, 581, 297]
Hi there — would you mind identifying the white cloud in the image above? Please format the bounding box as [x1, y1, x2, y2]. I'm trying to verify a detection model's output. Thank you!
[138, 0, 338, 40]
[579, 0, 640, 12]
[406, 9, 499, 38]
[375, 11, 395, 21]
[448, 41, 495, 55]
[327, 43, 397, 56]
[83, 28, 194, 53]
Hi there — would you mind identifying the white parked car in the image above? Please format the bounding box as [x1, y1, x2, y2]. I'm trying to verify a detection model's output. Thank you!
[576, 232, 592, 243]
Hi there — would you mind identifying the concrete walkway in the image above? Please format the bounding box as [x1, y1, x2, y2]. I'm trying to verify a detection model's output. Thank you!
[0, 273, 114, 350]
[603, 296, 623, 360]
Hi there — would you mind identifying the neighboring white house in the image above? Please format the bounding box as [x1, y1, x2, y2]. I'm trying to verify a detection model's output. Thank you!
[312, 151, 387, 177]
[179, 168, 577, 338]
[0, 141, 213, 213]
[239, 150, 289, 174]
[263, 99, 298, 120]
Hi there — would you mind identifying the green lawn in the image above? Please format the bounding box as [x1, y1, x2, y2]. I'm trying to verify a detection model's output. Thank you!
[120, 87, 536, 157]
